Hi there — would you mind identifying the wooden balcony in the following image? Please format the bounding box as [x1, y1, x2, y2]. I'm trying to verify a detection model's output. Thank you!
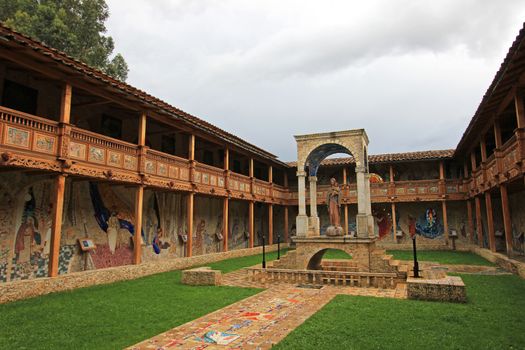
[466, 130, 525, 196]
[0, 106, 282, 203]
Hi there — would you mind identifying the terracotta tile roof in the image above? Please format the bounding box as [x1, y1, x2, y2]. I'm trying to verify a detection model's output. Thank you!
[286, 149, 454, 167]
[0, 23, 289, 167]
[455, 22, 525, 155]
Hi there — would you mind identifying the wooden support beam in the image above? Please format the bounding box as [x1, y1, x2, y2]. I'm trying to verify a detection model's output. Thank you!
[343, 167, 347, 184]
[467, 200, 474, 243]
[389, 165, 394, 183]
[284, 206, 289, 242]
[138, 112, 147, 147]
[268, 203, 273, 244]
[60, 83, 72, 123]
[480, 138, 487, 162]
[249, 201, 254, 248]
[391, 202, 397, 238]
[186, 193, 194, 257]
[224, 148, 229, 171]
[463, 162, 469, 179]
[470, 151, 477, 171]
[223, 197, 229, 252]
[442, 201, 449, 245]
[188, 134, 195, 161]
[439, 161, 445, 180]
[134, 186, 144, 264]
[48, 174, 66, 277]
[475, 196, 483, 247]
[499, 184, 513, 256]
[494, 120, 502, 149]
[485, 192, 496, 252]
[515, 91, 525, 128]
[268, 166, 273, 183]
[249, 158, 254, 178]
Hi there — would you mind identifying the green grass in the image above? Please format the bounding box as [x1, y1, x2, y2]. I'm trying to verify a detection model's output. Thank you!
[322, 248, 353, 260]
[276, 274, 525, 350]
[207, 248, 288, 273]
[387, 250, 494, 266]
[0, 249, 285, 350]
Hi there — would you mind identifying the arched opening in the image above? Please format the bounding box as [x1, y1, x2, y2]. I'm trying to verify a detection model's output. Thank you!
[306, 248, 353, 270]
[305, 143, 353, 177]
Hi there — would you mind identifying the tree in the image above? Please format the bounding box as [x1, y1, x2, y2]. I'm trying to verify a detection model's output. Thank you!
[0, 0, 129, 81]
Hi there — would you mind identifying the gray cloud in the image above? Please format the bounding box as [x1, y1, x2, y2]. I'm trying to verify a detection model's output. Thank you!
[106, 0, 525, 161]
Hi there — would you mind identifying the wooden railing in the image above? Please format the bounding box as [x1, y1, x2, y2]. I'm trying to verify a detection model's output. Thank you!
[229, 172, 251, 193]
[0, 106, 59, 155]
[194, 162, 226, 187]
[145, 148, 190, 179]
[245, 267, 399, 289]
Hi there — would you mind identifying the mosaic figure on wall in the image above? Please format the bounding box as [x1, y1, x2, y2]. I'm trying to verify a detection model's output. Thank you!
[415, 208, 443, 239]
[373, 207, 392, 239]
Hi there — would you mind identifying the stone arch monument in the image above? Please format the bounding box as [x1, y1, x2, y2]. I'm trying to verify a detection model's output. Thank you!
[294, 129, 374, 238]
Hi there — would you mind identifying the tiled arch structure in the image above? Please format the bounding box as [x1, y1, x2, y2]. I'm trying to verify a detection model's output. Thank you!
[294, 130, 374, 238]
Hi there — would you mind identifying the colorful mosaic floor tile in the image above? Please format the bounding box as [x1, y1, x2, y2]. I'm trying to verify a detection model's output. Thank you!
[126, 269, 407, 350]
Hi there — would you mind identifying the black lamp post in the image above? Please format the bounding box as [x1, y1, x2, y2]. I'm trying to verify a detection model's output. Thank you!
[277, 233, 281, 260]
[412, 235, 420, 278]
[261, 231, 267, 268]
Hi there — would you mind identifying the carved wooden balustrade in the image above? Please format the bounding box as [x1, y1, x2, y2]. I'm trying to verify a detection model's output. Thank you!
[0, 106, 282, 203]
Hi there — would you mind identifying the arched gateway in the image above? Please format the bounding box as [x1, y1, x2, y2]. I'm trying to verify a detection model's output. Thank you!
[272, 129, 399, 273]
[294, 129, 374, 238]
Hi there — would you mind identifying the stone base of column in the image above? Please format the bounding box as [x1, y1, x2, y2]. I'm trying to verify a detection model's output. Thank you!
[307, 216, 320, 237]
[296, 215, 309, 237]
[356, 214, 375, 238]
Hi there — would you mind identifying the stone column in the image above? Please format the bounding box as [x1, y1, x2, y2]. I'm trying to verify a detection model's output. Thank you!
[355, 166, 374, 238]
[308, 176, 320, 236]
[296, 169, 309, 237]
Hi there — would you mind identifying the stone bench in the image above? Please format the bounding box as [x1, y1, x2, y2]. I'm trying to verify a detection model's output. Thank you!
[407, 275, 466, 303]
[181, 267, 222, 286]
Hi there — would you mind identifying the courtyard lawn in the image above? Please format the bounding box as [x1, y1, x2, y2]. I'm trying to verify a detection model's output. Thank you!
[387, 250, 494, 266]
[0, 250, 283, 350]
[276, 273, 525, 350]
[322, 248, 353, 259]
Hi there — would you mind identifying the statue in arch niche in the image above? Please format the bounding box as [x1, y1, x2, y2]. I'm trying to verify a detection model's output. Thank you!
[326, 178, 344, 236]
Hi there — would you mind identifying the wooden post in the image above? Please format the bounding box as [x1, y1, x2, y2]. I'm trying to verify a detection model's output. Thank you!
[389, 165, 394, 182]
[515, 92, 525, 128]
[268, 165, 273, 183]
[499, 184, 513, 256]
[249, 201, 254, 248]
[470, 152, 477, 171]
[391, 202, 397, 238]
[138, 112, 147, 146]
[475, 196, 483, 247]
[223, 197, 229, 252]
[249, 158, 254, 177]
[480, 138, 487, 162]
[494, 120, 502, 148]
[48, 174, 66, 277]
[60, 84, 72, 123]
[224, 148, 229, 171]
[467, 200, 474, 243]
[463, 162, 469, 179]
[186, 193, 194, 257]
[134, 186, 144, 264]
[284, 206, 289, 242]
[189, 134, 195, 161]
[439, 161, 445, 180]
[442, 201, 449, 245]
[485, 192, 496, 252]
[268, 203, 273, 244]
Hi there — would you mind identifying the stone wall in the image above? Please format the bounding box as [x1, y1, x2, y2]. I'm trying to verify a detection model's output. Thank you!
[0, 243, 286, 304]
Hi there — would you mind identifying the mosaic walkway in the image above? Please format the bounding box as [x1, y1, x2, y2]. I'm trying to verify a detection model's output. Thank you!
[126, 269, 407, 350]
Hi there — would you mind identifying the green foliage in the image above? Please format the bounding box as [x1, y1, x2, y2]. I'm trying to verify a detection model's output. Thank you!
[0, 0, 128, 81]
[387, 250, 494, 266]
[276, 274, 525, 349]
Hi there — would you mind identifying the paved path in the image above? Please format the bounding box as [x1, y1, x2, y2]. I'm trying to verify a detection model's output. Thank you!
[126, 269, 406, 350]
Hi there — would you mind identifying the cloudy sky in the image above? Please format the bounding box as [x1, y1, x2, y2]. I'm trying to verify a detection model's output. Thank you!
[105, 0, 525, 161]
